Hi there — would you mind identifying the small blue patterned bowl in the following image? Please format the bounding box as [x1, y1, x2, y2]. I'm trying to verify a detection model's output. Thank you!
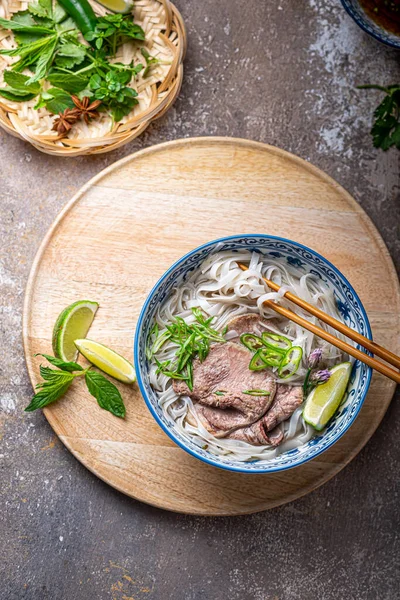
[134, 235, 372, 473]
[341, 0, 400, 48]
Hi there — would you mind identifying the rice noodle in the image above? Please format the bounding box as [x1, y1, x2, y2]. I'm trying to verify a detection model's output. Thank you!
[149, 251, 353, 463]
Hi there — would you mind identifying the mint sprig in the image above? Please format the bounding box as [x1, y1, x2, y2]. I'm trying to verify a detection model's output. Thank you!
[26, 354, 126, 418]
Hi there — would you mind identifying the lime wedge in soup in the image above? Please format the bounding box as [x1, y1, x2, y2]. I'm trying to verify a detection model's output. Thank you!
[74, 339, 136, 384]
[94, 0, 133, 13]
[52, 300, 99, 362]
[303, 362, 353, 431]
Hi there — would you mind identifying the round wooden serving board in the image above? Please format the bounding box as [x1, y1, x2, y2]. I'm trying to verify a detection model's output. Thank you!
[23, 138, 400, 515]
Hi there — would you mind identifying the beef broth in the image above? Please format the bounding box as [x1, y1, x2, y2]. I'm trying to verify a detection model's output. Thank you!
[359, 0, 400, 36]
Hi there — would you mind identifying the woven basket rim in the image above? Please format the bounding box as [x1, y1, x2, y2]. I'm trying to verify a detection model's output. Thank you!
[0, 0, 186, 156]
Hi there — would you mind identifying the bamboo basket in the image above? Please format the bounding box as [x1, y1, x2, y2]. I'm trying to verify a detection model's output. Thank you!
[0, 0, 186, 155]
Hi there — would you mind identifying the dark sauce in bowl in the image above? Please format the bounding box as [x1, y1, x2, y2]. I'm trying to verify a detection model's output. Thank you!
[359, 0, 400, 35]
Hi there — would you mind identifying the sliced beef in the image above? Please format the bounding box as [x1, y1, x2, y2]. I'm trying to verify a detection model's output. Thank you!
[195, 383, 303, 447]
[227, 423, 284, 447]
[173, 342, 276, 429]
[226, 313, 281, 339]
[262, 384, 304, 431]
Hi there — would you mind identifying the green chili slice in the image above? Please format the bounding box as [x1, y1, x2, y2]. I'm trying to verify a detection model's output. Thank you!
[278, 346, 303, 379]
[261, 331, 292, 352]
[258, 348, 283, 367]
[249, 350, 268, 370]
[240, 333, 265, 352]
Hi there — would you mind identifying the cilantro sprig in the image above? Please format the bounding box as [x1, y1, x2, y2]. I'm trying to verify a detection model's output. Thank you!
[358, 84, 400, 150]
[26, 353, 126, 418]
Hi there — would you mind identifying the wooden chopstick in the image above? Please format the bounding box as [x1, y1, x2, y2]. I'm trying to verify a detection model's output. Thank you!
[238, 263, 400, 384]
[239, 263, 400, 369]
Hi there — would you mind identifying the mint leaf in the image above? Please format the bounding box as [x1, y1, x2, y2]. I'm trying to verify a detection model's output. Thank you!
[0, 87, 37, 101]
[25, 372, 74, 411]
[37, 87, 75, 113]
[3, 71, 40, 93]
[35, 353, 83, 372]
[46, 72, 88, 94]
[56, 16, 76, 33]
[39, 365, 75, 382]
[28, 1, 50, 20]
[0, 16, 53, 34]
[27, 35, 58, 83]
[85, 371, 126, 418]
[57, 41, 86, 60]
[53, 3, 67, 24]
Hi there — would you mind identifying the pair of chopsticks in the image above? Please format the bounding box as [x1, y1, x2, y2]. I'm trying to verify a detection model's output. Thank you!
[238, 263, 400, 384]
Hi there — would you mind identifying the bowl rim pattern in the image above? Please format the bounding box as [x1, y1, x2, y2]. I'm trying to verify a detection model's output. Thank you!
[340, 0, 400, 48]
[134, 234, 372, 474]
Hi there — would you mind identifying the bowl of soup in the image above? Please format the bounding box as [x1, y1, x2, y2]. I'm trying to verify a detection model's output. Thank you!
[341, 0, 400, 48]
[134, 235, 372, 473]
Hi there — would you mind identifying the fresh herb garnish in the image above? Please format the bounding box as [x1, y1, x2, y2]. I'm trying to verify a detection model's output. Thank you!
[84, 13, 144, 54]
[358, 84, 400, 150]
[0, 1, 146, 134]
[242, 389, 271, 396]
[214, 390, 227, 396]
[25, 353, 126, 418]
[85, 370, 125, 418]
[149, 308, 227, 390]
[141, 47, 159, 78]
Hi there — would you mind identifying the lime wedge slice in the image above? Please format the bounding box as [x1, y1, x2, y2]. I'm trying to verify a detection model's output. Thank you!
[74, 339, 136, 384]
[52, 300, 99, 362]
[94, 0, 133, 14]
[303, 362, 353, 431]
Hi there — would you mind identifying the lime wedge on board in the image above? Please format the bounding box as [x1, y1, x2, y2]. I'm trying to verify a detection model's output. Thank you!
[303, 362, 353, 431]
[74, 339, 136, 384]
[52, 300, 99, 362]
[94, 0, 133, 13]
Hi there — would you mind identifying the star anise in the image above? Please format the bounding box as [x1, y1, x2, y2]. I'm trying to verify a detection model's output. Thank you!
[52, 107, 81, 137]
[72, 95, 102, 124]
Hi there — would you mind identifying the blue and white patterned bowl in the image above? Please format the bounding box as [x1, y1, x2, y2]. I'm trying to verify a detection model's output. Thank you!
[134, 235, 372, 473]
[341, 0, 400, 48]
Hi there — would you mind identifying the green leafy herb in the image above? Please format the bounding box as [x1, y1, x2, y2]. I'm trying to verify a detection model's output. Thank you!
[358, 84, 400, 150]
[0, 87, 37, 102]
[25, 353, 127, 418]
[55, 40, 86, 69]
[0, 2, 145, 129]
[149, 307, 227, 390]
[25, 369, 74, 411]
[141, 47, 159, 78]
[89, 70, 139, 122]
[34, 87, 75, 113]
[85, 13, 144, 55]
[46, 71, 88, 94]
[35, 352, 83, 372]
[85, 370, 126, 418]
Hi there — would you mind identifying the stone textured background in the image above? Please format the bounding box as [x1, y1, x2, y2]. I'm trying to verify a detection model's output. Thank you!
[1, 1, 399, 599]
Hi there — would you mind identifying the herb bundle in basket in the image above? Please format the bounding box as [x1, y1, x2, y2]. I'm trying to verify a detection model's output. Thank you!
[0, 0, 185, 154]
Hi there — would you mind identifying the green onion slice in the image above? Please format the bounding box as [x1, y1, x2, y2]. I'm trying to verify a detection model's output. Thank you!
[242, 389, 271, 396]
[278, 346, 303, 379]
[261, 331, 292, 352]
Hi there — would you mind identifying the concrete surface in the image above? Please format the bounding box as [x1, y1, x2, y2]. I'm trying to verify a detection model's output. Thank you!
[1, 1, 399, 599]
